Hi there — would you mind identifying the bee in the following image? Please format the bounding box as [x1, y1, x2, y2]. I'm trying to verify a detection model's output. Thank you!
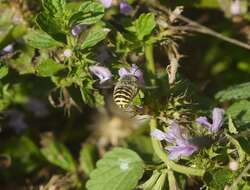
[113, 75, 139, 109]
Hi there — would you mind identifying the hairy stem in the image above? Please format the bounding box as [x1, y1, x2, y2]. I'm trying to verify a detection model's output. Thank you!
[144, 44, 156, 74]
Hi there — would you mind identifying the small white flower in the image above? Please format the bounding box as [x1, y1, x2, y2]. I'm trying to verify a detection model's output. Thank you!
[63, 49, 73, 58]
[229, 160, 239, 171]
[230, 0, 241, 16]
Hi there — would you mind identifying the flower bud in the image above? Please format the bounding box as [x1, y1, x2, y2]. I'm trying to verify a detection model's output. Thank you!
[63, 49, 73, 58]
[229, 160, 239, 171]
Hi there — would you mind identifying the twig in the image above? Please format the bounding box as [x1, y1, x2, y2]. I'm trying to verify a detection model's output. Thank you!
[228, 162, 250, 190]
[151, 1, 250, 51]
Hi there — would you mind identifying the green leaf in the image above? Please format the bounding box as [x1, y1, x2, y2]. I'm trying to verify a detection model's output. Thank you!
[0, 64, 8, 79]
[9, 46, 36, 74]
[42, 0, 66, 15]
[227, 100, 250, 124]
[153, 170, 167, 190]
[0, 136, 42, 174]
[194, 0, 220, 8]
[207, 169, 234, 189]
[126, 135, 156, 163]
[0, 25, 27, 50]
[41, 135, 76, 172]
[140, 170, 161, 190]
[237, 137, 250, 155]
[134, 13, 156, 41]
[36, 13, 66, 43]
[215, 82, 250, 102]
[79, 144, 98, 176]
[81, 28, 109, 49]
[25, 30, 61, 49]
[228, 115, 238, 134]
[36, 59, 65, 77]
[86, 148, 144, 190]
[69, 1, 104, 26]
[80, 85, 95, 106]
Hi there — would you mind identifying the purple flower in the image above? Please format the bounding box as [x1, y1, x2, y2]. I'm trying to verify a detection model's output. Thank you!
[118, 64, 144, 84]
[89, 65, 112, 84]
[166, 143, 198, 160]
[151, 129, 168, 141]
[196, 107, 225, 133]
[71, 24, 88, 36]
[120, 2, 133, 15]
[100, 0, 112, 8]
[151, 121, 198, 160]
[3, 44, 14, 53]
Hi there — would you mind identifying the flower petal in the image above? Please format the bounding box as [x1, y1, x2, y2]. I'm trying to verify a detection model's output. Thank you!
[118, 67, 129, 78]
[231, 0, 241, 16]
[151, 129, 167, 141]
[120, 2, 133, 15]
[165, 121, 187, 144]
[100, 0, 112, 8]
[118, 64, 144, 84]
[166, 144, 198, 160]
[196, 116, 212, 130]
[211, 108, 224, 132]
[130, 64, 144, 84]
[89, 65, 112, 84]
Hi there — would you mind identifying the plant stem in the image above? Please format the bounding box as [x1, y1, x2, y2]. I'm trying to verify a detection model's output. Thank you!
[150, 1, 250, 51]
[144, 44, 155, 75]
[150, 118, 205, 177]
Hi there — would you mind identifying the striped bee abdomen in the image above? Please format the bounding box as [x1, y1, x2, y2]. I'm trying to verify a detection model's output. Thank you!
[113, 75, 138, 109]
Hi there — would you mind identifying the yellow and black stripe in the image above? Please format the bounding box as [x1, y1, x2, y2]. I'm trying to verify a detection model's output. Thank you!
[113, 75, 138, 109]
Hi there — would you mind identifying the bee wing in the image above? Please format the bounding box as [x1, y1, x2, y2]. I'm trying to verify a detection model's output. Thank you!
[94, 79, 116, 89]
[138, 84, 158, 89]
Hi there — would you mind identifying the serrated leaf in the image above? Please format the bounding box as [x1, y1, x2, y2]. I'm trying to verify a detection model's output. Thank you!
[208, 169, 234, 189]
[41, 135, 76, 172]
[0, 64, 8, 79]
[36, 13, 66, 43]
[79, 144, 98, 176]
[86, 148, 144, 190]
[25, 30, 61, 49]
[42, 0, 66, 15]
[134, 13, 156, 41]
[227, 100, 250, 124]
[215, 82, 250, 102]
[36, 59, 65, 77]
[81, 28, 109, 49]
[69, 1, 104, 26]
